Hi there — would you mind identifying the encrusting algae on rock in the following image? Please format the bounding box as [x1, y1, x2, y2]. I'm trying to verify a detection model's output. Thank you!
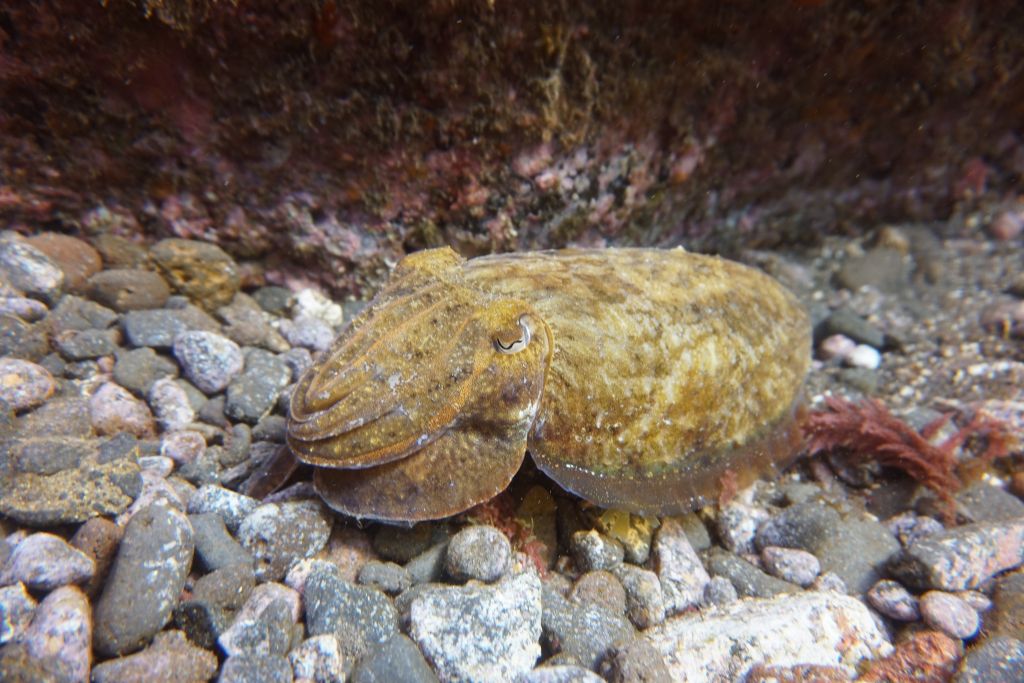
[284, 247, 811, 522]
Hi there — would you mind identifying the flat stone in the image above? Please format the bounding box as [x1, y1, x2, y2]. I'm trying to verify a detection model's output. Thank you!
[54, 327, 120, 360]
[10, 585, 91, 682]
[49, 295, 118, 333]
[955, 483, 1024, 523]
[305, 565, 398, 663]
[237, 500, 333, 581]
[122, 306, 219, 348]
[652, 516, 710, 614]
[93, 501, 195, 657]
[954, 635, 1024, 683]
[220, 653, 293, 683]
[351, 634, 441, 683]
[760, 545, 821, 587]
[91, 629, 218, 683]
[0, 314, 49, 361]
[866, 579, 920, 621]
[224, 348, 291, 423]
[151, 238, 240, 310]
[86, 268, 170, 311]
[541, 583, 634, 670]
[889, 518, 1024, 591]
[704, 547, 800, 598]
[411, 560, 542, 682]
[113, 347, 179, 396]
[639, 591, 893, 681]
[26, 232, 101, 293]
[0, 532, 95, 591]
[0, 358, 54, 411]
[0, 237, 64, 303]
[173, 330, 244, 394]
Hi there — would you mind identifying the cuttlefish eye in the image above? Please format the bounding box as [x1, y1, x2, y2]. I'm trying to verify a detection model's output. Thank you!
[493, 315, 533, 354]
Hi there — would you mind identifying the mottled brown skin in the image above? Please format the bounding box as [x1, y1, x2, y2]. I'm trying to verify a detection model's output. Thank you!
[287, 247, 811, 522]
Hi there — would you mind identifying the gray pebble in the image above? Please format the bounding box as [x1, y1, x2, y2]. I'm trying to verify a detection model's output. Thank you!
[54, 327, 119, 360]
[87, 268, 170, 311]
[122, 306, 218, 348]
[93, 501, 195, 657]
[866, 579, 920, 621]
[954, 635, 1024, 683]
[113, 347, 179, 396]
[0, 237, 64, 303]
[290, 633, 348, 683]
[540, 581, 633, 670]
[279, 314, 336, 352]
[704, 547, 798, 598]
[716, 502, 769, 555]
[237, 500, 333, 581]
[920, 590, 980, 639]
[412, 563, 542, 681]
[351, 633, 437, 683]
[0, 314, 49, 361]
[188, 483, 258, 533]
[653, 517, 710, 614]
[570, 529, 624, 572]
[520, 665, 605, 683]
[810, 571, 848, 594]
[218, 596, 294, 657]
[886, 512, 945, 547]
[225, 348, 291, 423]
[821, 306, 887, 348]
[0, 296, 48, 322]
[406, 541, 451, 585]
[160, 430, 206, 466]
[701, 575, 739, 607]
[252, 286, 295, 317]
[280, 347, 313, 381]
[373, 524, 439, 564]
[190, 512, 253, 573]
[173, 598, 230, 650]
[835, 247, 909, 294]
[173, 330, 244, 394]
[148, 377, 197, 431]
[49, 295, 118, 333]
[220, 653, 294, 683]
[760, 545, 821, 587]
[91, 629, 219, 683]
[253, 414, 288, 442]
[217, 293, 289, 352]
[955, 482, 1024, 523]
[0, 532, 95, 591]
[613, 563, 666, 629]
[446, 525, 511, 583]
[358, 560, 413, 596]
[569, 570, 627, 616]
[305, 565, 398, 663]
[0, 358, 54, 411]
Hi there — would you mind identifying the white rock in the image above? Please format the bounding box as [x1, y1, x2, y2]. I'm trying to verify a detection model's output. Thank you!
[293, 289, 344, 328]
[652, 517, 710, 615]
[847, 344, 882, 369]
[640, 591, 893, 682]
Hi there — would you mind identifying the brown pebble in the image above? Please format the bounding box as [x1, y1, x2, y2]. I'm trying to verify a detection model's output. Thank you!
[70, 516, 124, 596]
[87, 269, 171, 312]
[26, 233, 102, 293]
[570, 570, 627, 616]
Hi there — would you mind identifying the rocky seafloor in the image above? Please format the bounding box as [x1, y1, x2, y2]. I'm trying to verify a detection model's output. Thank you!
[0, 226, 1021, 682]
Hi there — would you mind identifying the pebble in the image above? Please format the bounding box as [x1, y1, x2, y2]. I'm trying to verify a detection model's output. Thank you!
[641, 591, 892, 680]
[702, 575, 739, 606]
[54, 327, 120, 360]
[886, 512, 945, 547]
[705, 547, 798, 598]
[819, 333, 857, 361]
[0, 532, 95, 591]
[0, 296, 48, 322]
[541, 582, 634, 670]
[866, 579, 920, 621]
[173, 330, 244, 394]
[290, 634, 347, 683]
[652, 517, 710, 614]
[920, 590, 980, 639]
[835, 247, 909, 293]
[847, 343, 882, 369]
[86, 268, 171, 311]
[810, 571, 848, 594]
[350, 633, 437, 683]
[411, 561, 542, 682]
[225, 348, 292, 423]
[0, 314, 50, 361]
[716, 502, 769, 555]
[11, 585, 92, 682]
[407, 541, 451, 586]
[0, 357, 54, 411]
[592, 509, 654, 564]
[760, 545, 821, 587]
[218, 595, 295, 657]
[217, 293, 289, 352]
[91, 629, 219, 683]
[150, 238, 240, 310]
[190, 512, 253, 573]
[160, 429, 206, 466]
[570, 529, 624, 572]
[889, 518, 1024, 591]
[955, 481, 1024, 523]
[445, 525, 511, 583]
[122, 306, 218, 348]
[305, 565, 398, 662]
[611, 564, 665, 629]
[92, 501, 195, 657]
[238, 500, 333, 581]
[358, 560, 413, 596]
[954, 635, 1024, 683]
[220, 653, 294, 683]
[988, 209, 1024, 241]
[69, 517, 123, 596]
[252, 286, 295, 316]
[293, 288, 344, 327]
[26, 232, 102, 293]
[89, 381, 156, 437]
[145, 379, 194, 432]
[0, 582, 36, 644]
[0, 236, 65, 303]
[279, 314, 336, 352]
[821, 306, 887, 348]
[49, 294, 118, 332]
[569, 570, 627, 616]
[373, 524, 439, 564]
[113, 346, 178, 395]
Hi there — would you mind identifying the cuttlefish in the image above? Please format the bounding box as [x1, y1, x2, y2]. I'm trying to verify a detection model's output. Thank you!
[282, 247, 811, 523]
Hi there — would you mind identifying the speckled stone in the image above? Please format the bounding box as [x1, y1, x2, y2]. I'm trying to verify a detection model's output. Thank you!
[220, 653, 293, 683]
[279, 314, 335, 352]
[0, 532, 95, 591]
[0, 296, 48, 322]
[569, 570, 627, 616]
[217, 293, 289, 352]
[0, 583, 36, 645]
[93, 501, 195, 657]
[54, 327, 120, 360]
[148, 378, 196, 432]
[113, 347, 179, 396]
[717, 502, 770, 555]
[0, 358, 54, 411]
[954, 635, 1024, 683]
[237, 500, 333, 581]
[0, 314, 49, 362]
[704, 547, 799, 598]
[886, 512, 945, 547]
[358, 561, 413, 596]
[91, 629, 219, 683]
[8, 585, 91, 681]
[290, 633, 348, 683]
[445, 525, 511, 583]
[189, 512, 253, 573]
[540, 581, 634, 670]
[702, 575, 739, 607]
[760, 545, 821, 587]
[122, 306, 219, 348]
[412, 560, 542, 682]
[225, 348, 292, 423]
[570, 530, 624, 572]
[955, 482, 1024, 523]
[652, 516, 710, 614]
[613, 563, 667, 629]
[0, 236, 65, 303]
[305, 565, 398, 663]
[188, 483, 259, 533]
[920, 591, 980, 639]
[86, 268, 171, 311]
[173, 330, 244, 395]
[889, 519, 1024, 591]
[866, 579, 920, 621]
[26, 232, 102, 293]
[151, 238, 240, 310]
[90, 381, 156, 437]
[218, 596, 295, 657]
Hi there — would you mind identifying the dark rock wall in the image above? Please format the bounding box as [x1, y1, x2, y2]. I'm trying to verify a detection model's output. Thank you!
[2, 0, 1022, 294]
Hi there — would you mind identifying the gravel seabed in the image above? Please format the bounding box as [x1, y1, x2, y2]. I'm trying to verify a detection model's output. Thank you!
[0, 228, 1021, 682]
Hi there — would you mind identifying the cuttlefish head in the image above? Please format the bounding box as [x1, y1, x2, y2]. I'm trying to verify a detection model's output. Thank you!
[287, 247, 553, 522]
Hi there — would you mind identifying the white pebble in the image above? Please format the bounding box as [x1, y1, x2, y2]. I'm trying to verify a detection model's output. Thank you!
[847, 344, 881, 369]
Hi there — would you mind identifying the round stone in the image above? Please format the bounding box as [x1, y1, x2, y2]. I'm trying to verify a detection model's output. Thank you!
[151, 238, 240, 310]
[920, 590, 980, 639]
[445, 525, 512, 583]
[89, 382, 156, 437]
[26, 232, 102, 293]
[760, 546, 821, 587]
[0, 358, 54, 411]
[866, 579, 920, 621]
[173, 331, 244, 394]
